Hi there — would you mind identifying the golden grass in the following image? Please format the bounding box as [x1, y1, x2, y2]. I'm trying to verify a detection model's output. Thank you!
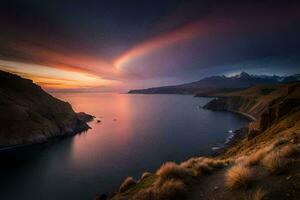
[119, 177, 136, 193]
[225, 164, 253, 189]
[180, 157, 228, 173]
[247, 187, 267, 200]
[271, 138, 288, 147]
[195, 162, 213, 175]
[243, 145, 273, 166]
[133, 188, 155, 200]
[261, 151, 286, 174]
[179, 157, 204, 168]
[140, 172, 152, 181]
[280, 144, 299, 158]
[235, 155, 248, 164]
[156, 162, 193, 183]
[156, 179, 187, 200]
[133, 179, 187, 200]
[253, 187, 267, 200]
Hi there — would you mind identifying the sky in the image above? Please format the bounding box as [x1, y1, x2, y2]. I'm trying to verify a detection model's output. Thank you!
[0, 0, 300, 92]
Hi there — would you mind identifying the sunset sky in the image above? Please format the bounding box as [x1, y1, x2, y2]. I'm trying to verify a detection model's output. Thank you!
[0, 0, 300, 92]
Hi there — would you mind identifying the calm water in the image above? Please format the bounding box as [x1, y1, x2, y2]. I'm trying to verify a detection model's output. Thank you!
[0, 93, 248, 200]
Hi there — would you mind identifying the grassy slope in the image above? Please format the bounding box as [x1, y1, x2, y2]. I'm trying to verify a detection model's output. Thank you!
[105, 82, 300, 200]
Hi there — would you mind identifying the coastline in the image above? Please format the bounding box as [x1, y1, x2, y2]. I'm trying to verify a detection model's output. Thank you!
[0, 113, 94, 152]
[226, 109, 257, 121]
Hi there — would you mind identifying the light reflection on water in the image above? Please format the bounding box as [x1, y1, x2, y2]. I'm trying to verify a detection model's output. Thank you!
[0, 93, 249, 200]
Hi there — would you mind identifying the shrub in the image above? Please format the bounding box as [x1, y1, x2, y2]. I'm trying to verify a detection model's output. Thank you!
[119, 177, 136, 193]
[156, 162, 193, 183]
[280, 144, 298, 158]
[261, 151, 287, 174]
[225, 164, 253, 189]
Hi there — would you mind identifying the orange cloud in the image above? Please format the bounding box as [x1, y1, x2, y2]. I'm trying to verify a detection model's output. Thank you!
[4, 41, 119, 79]
[0, 60, 118, 90]
[113, 18, 228, 70]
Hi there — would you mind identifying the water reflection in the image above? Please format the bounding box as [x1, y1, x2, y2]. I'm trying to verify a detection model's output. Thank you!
[0, 93, 249, 200]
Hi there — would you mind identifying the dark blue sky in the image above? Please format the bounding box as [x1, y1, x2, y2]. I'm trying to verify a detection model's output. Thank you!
[0, 0, 299, 91]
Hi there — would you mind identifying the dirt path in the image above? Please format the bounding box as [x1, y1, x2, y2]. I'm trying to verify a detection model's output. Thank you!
[188, 168, 229, 200]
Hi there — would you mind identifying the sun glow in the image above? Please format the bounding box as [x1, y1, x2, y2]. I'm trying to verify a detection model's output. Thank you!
[0, 60, 116, 89]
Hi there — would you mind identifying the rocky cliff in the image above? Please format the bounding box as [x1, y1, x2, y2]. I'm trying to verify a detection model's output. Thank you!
[203, 82, 300, 137]
[0, 71, 93, 148]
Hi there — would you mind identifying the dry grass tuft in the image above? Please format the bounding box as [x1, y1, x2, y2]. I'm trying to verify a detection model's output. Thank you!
[133, 179, 187, 200]
[280, 144, 298, 158]
[244, 145, 273, 166]
[235, 155, 248, 164]
[156, 162, 193, 183]
[180, 157, 228, 173]
[156, 179, 187, 200]
[246, 187, 267, 200]
[133, 188, 155, 200]
[208, 159, 228, 169]
[195, 162, 213, 175]
[140, 172, 152, 181]
[271, 138, 288, 147]
[252, 187, 267, 200]
[180, 157, 203, 168]
[261, 151, 287, 174]
[119, 177, 136, 193]
[225, 164, 253, 189]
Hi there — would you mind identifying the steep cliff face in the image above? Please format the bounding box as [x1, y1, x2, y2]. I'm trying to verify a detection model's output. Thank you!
[203, 82, 300, 134]
[0, 71, 93, 147]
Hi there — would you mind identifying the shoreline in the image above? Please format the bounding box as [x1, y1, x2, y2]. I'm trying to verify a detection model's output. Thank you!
[0, 113, 94, 152]
[0, 128, 91, 152]
[227, 109, 257, 121]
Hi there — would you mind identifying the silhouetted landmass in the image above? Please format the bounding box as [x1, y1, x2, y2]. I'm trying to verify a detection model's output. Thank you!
[0, 70, 94, 148]
[128, 72, 300, 95]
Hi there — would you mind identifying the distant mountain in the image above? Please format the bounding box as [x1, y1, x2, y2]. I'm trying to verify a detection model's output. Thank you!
[128, 72, 300, 95]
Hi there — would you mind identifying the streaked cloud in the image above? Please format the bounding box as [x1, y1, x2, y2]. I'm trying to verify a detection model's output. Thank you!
[0, 60, 118, 89]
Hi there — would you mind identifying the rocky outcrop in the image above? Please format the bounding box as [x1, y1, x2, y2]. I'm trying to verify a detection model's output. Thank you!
[203, 82, 300, 137]
[0, 70, 94, 148]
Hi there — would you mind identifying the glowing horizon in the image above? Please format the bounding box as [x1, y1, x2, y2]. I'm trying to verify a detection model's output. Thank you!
[0, 1, 299, 91]
[0, 60, 118, 90]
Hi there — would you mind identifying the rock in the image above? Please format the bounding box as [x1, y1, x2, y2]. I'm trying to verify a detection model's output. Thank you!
[77, 112, 95, 122]
[214, 186, 219, 190]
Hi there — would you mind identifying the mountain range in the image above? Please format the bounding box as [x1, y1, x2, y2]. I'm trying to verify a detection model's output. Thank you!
[128, 72, 300, 95]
